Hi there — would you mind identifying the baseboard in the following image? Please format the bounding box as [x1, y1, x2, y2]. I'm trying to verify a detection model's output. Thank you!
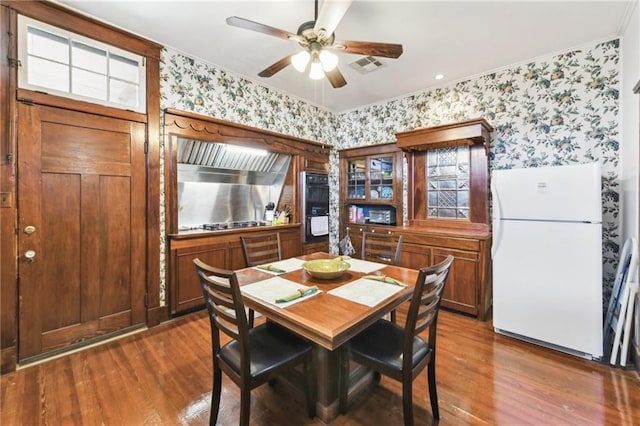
[1, 346, 16, 374]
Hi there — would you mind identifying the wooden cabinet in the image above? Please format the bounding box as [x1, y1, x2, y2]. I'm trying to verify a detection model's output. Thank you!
[393, 119, 493, 320]
[399, 242, 431, 270]
[397, 229, 491, 319]
[340, 143, 403, 206]
[339, 224, 491, 319]
[341, 223, 397, 259]
[338, 143, 403, 257]
[303, 240, 330, 255]
[433, 247, 480, 316]
[336, 127, 493, 319]
[168, 225, 302, 315]
[173, 241, 229, 314]
[396, 118, 492, 230]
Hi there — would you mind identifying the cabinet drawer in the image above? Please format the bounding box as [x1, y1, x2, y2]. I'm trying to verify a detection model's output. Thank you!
[367, 225, 397, 235]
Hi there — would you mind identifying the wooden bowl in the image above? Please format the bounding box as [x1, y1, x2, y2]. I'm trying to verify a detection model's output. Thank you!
[302, 259, 351, 280]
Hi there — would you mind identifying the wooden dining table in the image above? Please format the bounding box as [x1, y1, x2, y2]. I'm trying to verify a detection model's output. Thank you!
[236, 252, 419, 423]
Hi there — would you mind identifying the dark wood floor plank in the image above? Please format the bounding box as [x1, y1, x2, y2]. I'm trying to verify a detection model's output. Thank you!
[1, 308, 639, 425]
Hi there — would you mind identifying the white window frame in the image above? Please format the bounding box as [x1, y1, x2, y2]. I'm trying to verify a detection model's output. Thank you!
[17, 15, 147, 113]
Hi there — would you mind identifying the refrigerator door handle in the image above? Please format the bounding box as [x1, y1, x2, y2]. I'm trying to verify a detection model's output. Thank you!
[491, 178, 502, 259]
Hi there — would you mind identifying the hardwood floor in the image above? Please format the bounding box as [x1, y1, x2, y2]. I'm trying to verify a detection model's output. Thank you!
[2, 307, 639, 425]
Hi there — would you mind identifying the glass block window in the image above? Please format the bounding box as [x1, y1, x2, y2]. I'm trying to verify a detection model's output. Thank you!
[17, 15, 146, 113]
[426, 146, 470, 218]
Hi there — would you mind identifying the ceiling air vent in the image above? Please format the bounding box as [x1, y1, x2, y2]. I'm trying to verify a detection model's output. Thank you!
[349, 56, 385, 75]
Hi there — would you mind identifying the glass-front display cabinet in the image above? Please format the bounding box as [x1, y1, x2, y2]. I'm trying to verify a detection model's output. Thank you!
[343, 148, 400, 204]
[339, 142, 404, 230]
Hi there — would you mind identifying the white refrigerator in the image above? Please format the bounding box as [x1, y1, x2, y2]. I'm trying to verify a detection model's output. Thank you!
[491, 162, 603, 360]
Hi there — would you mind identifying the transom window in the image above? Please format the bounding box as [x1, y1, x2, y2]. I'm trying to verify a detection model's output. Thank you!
[18, 15, 146, 113]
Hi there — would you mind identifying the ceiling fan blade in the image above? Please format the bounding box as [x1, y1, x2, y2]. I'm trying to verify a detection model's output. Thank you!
[314, 0, 353, 39]
[325, 67, 347, 88]
[258, 55, 294, 78]
[331, 40, 403, 58]
[227, 16, 302, 42]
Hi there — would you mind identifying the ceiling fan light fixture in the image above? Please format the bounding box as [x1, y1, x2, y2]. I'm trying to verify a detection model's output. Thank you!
[309, 59, 325, 80]
[319, 50, 338, 72]
[291, 50, 310, 72]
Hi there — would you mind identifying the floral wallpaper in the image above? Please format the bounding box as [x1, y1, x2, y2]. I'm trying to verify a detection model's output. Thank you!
[334, 39, 621, 304]
[161, 50, 337, 142]
[160, 38, 620, 306]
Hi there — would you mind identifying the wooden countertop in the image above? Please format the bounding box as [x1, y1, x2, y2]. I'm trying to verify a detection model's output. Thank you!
[347, 223, 491, 240]
[395, 225, 491, 239]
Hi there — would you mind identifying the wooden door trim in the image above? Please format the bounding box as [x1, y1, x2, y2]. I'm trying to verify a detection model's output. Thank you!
[2, 0, 162, 59]
[1, 4, 18, 373]
[17, 89, 148, 123]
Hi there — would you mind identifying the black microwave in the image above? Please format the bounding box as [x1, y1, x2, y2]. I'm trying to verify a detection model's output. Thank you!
[368, 209, 396, 225]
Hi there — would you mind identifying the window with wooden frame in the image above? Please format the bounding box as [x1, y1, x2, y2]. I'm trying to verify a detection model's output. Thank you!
[17, 15, 146, 113]
[396, 119, 493, 232]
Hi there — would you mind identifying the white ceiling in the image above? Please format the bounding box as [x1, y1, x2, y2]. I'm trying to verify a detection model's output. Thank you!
[55, 0, 635, 112]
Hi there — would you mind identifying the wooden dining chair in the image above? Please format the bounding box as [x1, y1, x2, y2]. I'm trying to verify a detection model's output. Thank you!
[339, 255, 454, 425]
[240, 232, 282, 327]
[362, 231, 404, 322]
[361, 231, 404, 265]
[241, 232, 282, 267]
[193, 258, 316, 426]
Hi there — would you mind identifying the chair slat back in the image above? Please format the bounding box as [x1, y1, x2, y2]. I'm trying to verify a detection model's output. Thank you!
[413, 281, 444, 335]
[241, 233, 282, 267]
[361, 232, 404, 265]
[194, 258, 249, 356]
[405, 255, 454, 349]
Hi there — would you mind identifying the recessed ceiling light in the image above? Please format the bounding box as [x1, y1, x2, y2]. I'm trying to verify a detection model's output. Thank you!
[434, 74, 445, 80]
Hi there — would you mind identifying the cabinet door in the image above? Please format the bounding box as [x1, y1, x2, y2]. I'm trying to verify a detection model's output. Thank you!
[303, 240, 329, 255]
[346, 158, 367, 200]
[173, 243, 228, 314]
[229, 240, 246, 270]
[369, 156, 395, 201]
[434, 247, 479, 315]
[280, 228, 303, 259]
[399, 242, 432, 270]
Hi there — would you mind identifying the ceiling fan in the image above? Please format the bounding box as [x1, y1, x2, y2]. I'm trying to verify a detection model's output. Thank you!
[226, 0, 403, 88]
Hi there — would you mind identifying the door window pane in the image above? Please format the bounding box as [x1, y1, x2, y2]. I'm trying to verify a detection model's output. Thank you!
[109, 79, 139, 108]
[72, 68, 107, 100]
[110, 54, 140, 83]
[27, 27, 68, 63]
[72, 41, 107, 74]
[28, 56, 69, 92]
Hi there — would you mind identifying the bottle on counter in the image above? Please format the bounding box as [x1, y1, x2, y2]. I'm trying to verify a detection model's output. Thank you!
[265, 202, 275, 222]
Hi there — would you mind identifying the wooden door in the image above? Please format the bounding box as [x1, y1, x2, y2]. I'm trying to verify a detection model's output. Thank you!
[17, 103, 147, 362]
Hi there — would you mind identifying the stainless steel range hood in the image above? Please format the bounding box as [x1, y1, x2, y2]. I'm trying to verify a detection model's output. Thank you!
[177, 139, 291, 185]
[176, 139, 292, 227]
